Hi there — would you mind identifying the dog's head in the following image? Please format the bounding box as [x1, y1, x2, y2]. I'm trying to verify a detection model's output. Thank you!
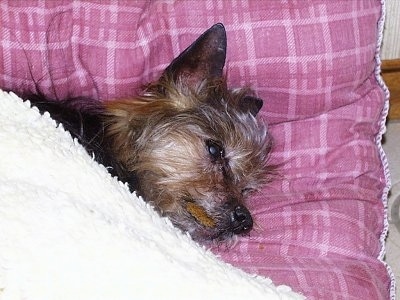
[106, 24, 272, 243]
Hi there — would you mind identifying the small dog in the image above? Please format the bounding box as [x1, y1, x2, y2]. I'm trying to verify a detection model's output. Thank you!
[28, 23, 272, 243]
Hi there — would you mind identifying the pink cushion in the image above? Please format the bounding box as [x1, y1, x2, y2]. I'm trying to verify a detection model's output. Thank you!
[0, 1, 394, 298]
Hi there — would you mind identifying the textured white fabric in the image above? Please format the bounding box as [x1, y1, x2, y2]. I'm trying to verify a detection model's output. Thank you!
[0, 90, 303, 300]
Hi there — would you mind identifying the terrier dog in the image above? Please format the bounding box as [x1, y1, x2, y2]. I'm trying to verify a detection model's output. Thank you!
[27, 23, 272, 243]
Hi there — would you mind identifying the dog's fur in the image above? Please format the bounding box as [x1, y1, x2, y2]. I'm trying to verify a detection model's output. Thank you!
[26, 24, 272, 243]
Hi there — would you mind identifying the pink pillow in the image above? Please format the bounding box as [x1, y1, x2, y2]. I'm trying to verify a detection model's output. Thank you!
[0, 1, 394, 298]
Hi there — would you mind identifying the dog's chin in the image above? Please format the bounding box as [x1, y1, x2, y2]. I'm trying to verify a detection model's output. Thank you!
[189, 229, 242, 249]
[180, 222, 237, 245]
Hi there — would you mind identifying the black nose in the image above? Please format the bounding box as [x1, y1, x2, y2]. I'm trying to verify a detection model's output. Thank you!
[230, 205, 253, 234]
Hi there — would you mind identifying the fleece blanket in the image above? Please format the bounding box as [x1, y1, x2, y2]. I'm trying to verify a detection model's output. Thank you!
[0, 89, 304, 299]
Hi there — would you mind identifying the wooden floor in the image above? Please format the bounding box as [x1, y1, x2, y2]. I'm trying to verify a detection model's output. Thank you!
[382, 59, 400, 120]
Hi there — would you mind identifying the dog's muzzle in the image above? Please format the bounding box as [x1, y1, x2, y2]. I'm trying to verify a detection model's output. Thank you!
[230, 205, 253, 234]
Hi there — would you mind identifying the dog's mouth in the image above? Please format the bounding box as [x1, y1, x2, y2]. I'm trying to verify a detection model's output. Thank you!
[184, 202, 253, 242]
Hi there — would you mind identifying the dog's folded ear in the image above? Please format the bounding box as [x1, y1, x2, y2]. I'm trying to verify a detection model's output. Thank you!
[239, 96, 264, 116]
[161, 23, 227, 88]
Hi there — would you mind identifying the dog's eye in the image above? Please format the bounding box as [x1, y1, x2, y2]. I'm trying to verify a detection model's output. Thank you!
[206, 139, 225, 160]
[241, 188, 254, 196]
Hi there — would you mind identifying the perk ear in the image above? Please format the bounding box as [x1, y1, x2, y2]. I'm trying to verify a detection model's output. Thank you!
[161, 23, 227, 88]
[239, 96, 264, 116]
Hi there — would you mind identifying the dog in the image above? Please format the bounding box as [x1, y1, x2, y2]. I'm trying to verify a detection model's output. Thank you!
[27, 23, 272, 244]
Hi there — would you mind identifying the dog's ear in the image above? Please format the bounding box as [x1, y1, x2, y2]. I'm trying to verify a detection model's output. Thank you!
[239, 96, 263, 116]
[161, 23, 227, 88]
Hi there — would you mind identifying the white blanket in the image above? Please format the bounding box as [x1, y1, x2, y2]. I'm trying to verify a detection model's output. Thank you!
[0, 90, 304, 300]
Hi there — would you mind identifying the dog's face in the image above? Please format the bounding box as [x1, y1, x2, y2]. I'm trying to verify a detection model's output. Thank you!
[106, 24, 272, 243]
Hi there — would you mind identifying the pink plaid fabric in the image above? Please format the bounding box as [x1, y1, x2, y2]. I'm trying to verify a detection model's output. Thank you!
[0, 1, 394, 299]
